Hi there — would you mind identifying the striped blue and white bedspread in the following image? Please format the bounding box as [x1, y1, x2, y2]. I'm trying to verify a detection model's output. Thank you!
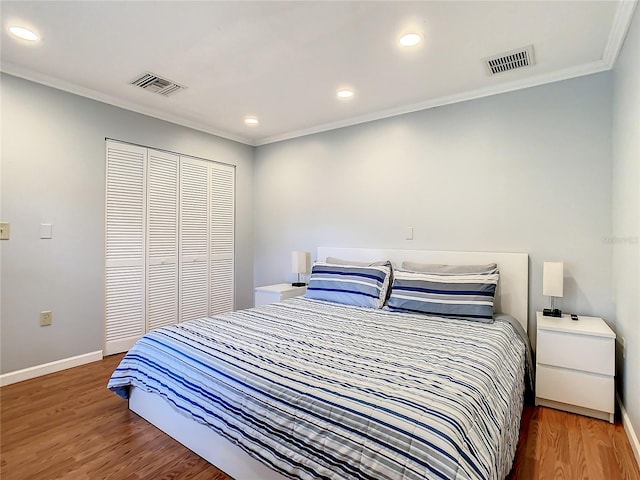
[108, 297, 527, 480]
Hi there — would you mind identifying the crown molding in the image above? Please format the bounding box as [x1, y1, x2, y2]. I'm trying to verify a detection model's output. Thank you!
[0, 63, 255, 146]
[0, 56, 613, 149]
[255, 60, 610, 146]
[603, 0, 638, 68]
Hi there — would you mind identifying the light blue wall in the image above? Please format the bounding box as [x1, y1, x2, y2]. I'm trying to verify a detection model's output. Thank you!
[0, 73, 255, 374]
[254, 73, 614, 340]
[612, 6, 640, 444]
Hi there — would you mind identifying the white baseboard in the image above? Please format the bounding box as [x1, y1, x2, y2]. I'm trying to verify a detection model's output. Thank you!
[0, 351, 103, 387]
[617, 394, 640, 469]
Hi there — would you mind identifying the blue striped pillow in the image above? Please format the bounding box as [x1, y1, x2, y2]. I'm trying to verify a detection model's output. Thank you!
[387, 268, 499, 322]
[305, 262, 391, 309]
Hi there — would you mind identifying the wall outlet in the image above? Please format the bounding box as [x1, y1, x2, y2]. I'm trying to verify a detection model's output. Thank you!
[40, 310, 52, 326]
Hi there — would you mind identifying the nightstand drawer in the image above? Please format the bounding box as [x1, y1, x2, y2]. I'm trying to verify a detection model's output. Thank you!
[536, 364, 614, 413]
[537, 329, 614, 375]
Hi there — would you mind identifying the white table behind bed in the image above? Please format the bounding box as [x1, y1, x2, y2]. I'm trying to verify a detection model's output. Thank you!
[129, 247, 529, 480]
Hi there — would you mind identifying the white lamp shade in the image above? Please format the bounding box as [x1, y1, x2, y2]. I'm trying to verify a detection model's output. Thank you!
[543, 261, 564, 297]
[292, 251, 311, 275]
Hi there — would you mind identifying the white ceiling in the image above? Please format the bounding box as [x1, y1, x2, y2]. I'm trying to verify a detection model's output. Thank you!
[1, 1, 636, 146]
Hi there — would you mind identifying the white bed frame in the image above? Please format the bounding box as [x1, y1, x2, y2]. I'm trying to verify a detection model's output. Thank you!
[130, 247, 529, 479]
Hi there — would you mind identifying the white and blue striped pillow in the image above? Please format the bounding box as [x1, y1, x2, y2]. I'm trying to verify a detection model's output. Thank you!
[305, 262, 391, 309]
[387, 268, 499, 322]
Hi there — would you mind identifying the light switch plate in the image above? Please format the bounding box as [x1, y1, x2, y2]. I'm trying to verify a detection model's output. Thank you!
[0, 222, 9, 240]
[40, 223, 52, 239]
[405, 226, 414, 240]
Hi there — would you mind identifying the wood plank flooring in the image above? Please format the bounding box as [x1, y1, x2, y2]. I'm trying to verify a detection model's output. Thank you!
[508, 402, 640, 480]
[2, 354, 639, 479]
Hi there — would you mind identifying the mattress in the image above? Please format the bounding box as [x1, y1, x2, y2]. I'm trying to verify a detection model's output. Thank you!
[108, 297, 528, 480]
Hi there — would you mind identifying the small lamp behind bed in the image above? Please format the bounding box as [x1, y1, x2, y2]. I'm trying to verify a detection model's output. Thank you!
[292, 251, 311, 287]
[543, 261, 564, 317]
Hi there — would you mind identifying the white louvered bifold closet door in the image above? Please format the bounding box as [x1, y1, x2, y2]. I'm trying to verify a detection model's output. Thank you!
[106, 141, 235, 348]
[105, 141, 146, 355]
[146, 149, 179, 331]
[179, 157, 210, 322]
[209, 164, 235, 315]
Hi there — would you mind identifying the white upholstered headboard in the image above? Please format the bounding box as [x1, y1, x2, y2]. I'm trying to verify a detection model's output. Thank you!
[317, 247, 529, 332]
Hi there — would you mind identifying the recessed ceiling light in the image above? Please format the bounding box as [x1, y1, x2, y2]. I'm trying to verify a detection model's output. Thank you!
[9, 26, 39, 42]
[244, 116, 259, 126]
[399, 33, 421, 47]
[336, 88, 354, 99]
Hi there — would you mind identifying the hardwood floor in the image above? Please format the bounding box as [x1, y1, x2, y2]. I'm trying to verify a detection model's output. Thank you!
[508, 403, 640, 480]
[1, 354, 229, 480]
[2, 355, 639, 480]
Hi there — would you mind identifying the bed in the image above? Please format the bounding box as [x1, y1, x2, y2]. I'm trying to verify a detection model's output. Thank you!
[108, 247, 530, 480]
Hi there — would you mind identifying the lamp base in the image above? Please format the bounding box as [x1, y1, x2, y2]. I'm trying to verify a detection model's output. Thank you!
[543, 308, 562, 317]
[292, 282, 306, 287]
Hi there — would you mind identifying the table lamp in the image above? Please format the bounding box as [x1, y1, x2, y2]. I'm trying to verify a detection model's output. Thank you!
[543, 261, 563, 317]
[292, 251, 310, 287]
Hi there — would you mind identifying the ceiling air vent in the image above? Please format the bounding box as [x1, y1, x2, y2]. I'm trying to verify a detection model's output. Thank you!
[484, 45, 535, 76]
[130, 72, 185, 96]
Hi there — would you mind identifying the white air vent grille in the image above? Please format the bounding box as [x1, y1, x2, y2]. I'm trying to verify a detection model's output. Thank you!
[130, 72, 185, 96]
[484, 45, 535, 75]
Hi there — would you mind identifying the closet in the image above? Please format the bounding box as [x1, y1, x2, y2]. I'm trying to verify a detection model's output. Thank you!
[105, 140, 234, 355]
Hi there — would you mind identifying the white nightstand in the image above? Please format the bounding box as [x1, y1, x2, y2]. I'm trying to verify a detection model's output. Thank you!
[254, 283, 307, 307]
[535, 311, 615, 423]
